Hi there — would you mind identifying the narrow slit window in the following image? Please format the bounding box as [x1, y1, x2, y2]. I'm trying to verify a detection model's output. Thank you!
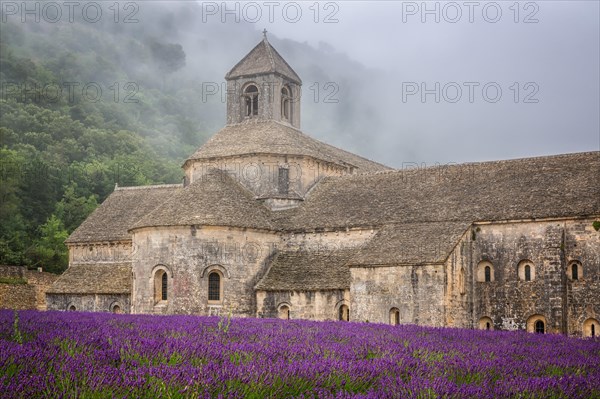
[524, 265, 531, 281]
[281, 87, 290, 120]
[390, 308, 400, 326]
[154, 269, 169, 304]
[278, 167, 289, 195]
[339, 305, 349, 321]
[161, 273, 168, 301]
[484, 266, 491, 282]
[535, 320, 544, 334]
[208, 272, 221, 301]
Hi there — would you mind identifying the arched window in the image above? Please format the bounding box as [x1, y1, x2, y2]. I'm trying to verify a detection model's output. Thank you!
[479, 317, 493, 330]
[208, 272, 222, 302]
[568, 261, 582, 281]
[68, 305, 76, 311]
[535, 320, 545, 334]
[583, 318, 599, 338]
[390, 308, 400, 326]
[153, 268, 169, 304]
[244, 84, 259, 117]
[477, 261, 494, 282]
[112, 305, 121, 314]
[339, 305, 349, 321]
[518, 260, 535, 281]
[281, 86, 290, 120]
[526, 315, 546, 334]
[278, 304, 290, 320]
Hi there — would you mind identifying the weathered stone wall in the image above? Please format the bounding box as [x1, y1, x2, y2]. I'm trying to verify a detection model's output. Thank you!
[0, 265, 24, 279]
[46, 293, 131, 313]
[444, 232, 473, 328]
[472, 218, 600, 336]
[0, 283, 36, 310]
[69, 241, 132, 264]
[23, 269, 59, 310]
[131, 225, 280, 317]
[185, 154, 349, 204]
[350, 264, 446, 325]
[0, 266, 59, 310]
[563, 219, 600, 336]
[257, 289, 349, 320]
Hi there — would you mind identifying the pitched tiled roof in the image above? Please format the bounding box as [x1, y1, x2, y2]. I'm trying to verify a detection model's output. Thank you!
[287, 152, 600, 230]
[226, 38, 301, 84]
[348, 222, 471, 266]
[255, 249, 355, 291]
[47, 263, 131, 294]
[186, 120, 390, 174]
[66, 185, 182, 243]
[66, 152, 598, 271]
[130, 169, 273, 230]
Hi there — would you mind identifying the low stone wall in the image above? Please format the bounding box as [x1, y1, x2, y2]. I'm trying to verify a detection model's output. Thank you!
[0, 265, 59, 310]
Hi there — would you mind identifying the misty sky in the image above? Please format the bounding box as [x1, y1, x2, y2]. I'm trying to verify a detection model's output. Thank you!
[3, 1, 598, 168]
[207, 0, 599, 166]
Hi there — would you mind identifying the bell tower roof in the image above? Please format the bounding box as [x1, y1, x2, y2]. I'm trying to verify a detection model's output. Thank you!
[225, 32, 302, 84]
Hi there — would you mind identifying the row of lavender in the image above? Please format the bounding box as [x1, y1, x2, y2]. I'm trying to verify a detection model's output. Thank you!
[1, 310, 599, 398]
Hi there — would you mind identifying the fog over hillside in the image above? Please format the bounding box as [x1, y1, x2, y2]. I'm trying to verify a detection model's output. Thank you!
[4, 1, 597, 167]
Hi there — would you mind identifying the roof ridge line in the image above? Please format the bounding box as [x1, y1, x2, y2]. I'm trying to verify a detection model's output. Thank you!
[115, 184, 183, 191]
[263, 37, 277, 73]
[321, 150, 600, 180]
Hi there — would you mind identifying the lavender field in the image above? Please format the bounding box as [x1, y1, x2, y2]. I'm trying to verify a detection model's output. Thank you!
[1, 310, 599, 398]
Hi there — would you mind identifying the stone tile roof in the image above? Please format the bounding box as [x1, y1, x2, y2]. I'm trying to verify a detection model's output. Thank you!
[288, 152, 600, 230]
[130, 169, 273, 230]
[255, 249, 355, 291]
[225, 37, 301, 84]
[66, 185, 182, 243]
[349, 222, 471, 266]
[186, 120, 390, 173]
[47, 263, 131, 294]
[64, 151, 598, 289]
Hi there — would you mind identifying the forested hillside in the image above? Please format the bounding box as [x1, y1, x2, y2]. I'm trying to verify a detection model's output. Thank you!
[0, 2, 384, 273]
[0, 5, 206, 272]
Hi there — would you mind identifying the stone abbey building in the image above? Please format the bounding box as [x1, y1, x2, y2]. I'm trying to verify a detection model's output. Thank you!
[47, 37, 600, 337]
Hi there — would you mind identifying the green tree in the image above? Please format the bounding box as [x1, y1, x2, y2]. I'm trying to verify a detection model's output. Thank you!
[54, 183, 98, 233]
[0, 148, 29, 265]
[30, 215, 69, 274]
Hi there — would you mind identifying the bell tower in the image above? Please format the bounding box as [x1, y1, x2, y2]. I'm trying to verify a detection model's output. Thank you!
[225, 31, 302, 128]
